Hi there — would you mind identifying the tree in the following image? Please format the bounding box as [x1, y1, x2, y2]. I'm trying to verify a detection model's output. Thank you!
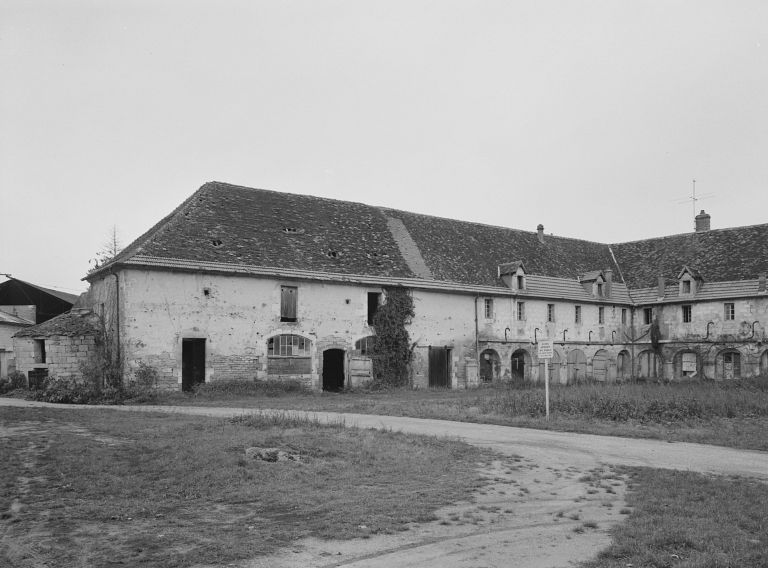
[89, 226, 123, 271]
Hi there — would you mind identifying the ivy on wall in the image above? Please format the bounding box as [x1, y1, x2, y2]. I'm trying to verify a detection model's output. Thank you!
[370, 287, 415, 387]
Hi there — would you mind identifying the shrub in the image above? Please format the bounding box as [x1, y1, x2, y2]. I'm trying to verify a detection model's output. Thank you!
[193, 379, 310, 397]
[29, 376, 102, 404]
[0, 371, 27, 394]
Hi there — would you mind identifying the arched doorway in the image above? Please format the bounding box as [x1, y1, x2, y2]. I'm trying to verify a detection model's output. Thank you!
[637, 350, 662, 380]
[716, 350, 741, 380]
[616, 350, 631, 381]
[592, 350, 609, 381]
[480, 349, 500, 383]
[322, 348, 345, 391]
[567, 349, 587, 383]
[673, 350, 700, 379]
[511, 349, 530, 382]
[761, 350, 768, 377]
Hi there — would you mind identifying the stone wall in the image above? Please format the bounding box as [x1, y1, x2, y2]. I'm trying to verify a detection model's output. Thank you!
[14, 335, 98, 382]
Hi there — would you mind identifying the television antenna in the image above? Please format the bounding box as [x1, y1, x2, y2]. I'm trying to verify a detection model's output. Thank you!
[671, 179, 715, 230]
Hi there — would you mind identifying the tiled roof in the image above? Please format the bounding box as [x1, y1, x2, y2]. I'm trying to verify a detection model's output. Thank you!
[87, 181, 768, 302]
[0, 278, 79, 305]
[525, 276, 632, 304]
[611, 225, 768, 289]
[90, 182, 620, 289]
[14, 310, 100, 338]
[631, 280, 768, 304]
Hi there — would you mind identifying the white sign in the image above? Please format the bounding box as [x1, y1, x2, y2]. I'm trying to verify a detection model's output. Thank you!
[537, 339, 554, 359]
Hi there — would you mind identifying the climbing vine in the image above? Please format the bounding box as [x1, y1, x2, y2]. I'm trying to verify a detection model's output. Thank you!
[370, 287, 415, 388]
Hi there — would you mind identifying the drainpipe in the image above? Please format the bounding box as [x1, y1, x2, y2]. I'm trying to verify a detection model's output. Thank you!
[562, 329, 568, 345]
[588, 330, 592, 344]
[750, 321, 761, 340]
[474, 295, 479, 363]
[114, 270, 121, 371]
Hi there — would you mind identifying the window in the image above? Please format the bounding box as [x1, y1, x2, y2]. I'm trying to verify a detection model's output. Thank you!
[367, 292, 381, 325]
[598, 306, 605, 324]
[682, 280, 691, 294]
[621, 308, 627, 324]
[516, 274, 525, 290]
[484, 298, 494, 319]
[644, 307, 653, 325]
[682, 304, 692, 323]
[280, 286, 298, 322]
[355, 336, 375, 355]
[547, 304, 555, 323]
[574, 305, 582, 324]
[724, 303, 735, 320]
[517, 302, 525, 321]
[34, 339, 46, 364]
[267, 334, 311, 375]
[597, 283, 604, 297]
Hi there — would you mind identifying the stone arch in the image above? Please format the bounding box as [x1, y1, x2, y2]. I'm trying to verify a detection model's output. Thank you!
[715, 349, 742, 380]
[511, 349, 532, 382]
[567, 349, 587, 383]
[637, 349, 662, 380]
[480, 349, 501, 383]
[673, 349, 702, 379]
[591, 349, 610, 382]
[616, 350, 631, 381]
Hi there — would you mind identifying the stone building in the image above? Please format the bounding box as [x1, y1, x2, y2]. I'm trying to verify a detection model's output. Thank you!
[15, 181, 768, 389]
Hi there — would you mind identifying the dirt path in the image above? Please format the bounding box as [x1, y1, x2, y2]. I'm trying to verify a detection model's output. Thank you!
[3, 398, 768, 568]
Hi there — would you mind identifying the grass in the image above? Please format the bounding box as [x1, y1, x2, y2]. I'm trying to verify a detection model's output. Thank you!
[0, 407, 488, 568]
[581, 467, 768, 568]
[136, 377, 768, 450]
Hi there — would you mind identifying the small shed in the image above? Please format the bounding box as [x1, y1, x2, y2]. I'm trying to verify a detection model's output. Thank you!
[13, 308, 101, 386]
[0, 310, 34, 378]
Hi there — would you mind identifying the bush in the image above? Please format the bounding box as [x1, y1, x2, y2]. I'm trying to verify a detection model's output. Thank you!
[29, 376, 102, 404]
[0, 371, 27, 394]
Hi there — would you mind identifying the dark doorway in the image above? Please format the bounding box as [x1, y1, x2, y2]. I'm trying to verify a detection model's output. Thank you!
[182, 339, 206, 391]
[511, 349, 527, 382]
[322, 349, 345, 391]
[429, 346, 451, 387]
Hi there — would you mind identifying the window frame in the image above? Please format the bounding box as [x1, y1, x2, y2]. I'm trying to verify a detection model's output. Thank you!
[644, 307, 653, 325]
[484, 298, 494, 320]
[598, 306, 605, 324]
[574, 305, 582, 325]
[621, 308, 627, 325]
[724, 302, 735, 321]
[682, 304, 692, 323]
[547, 303, 555, 323]
[267, 334, 311, 357]
[517, 301, 526, 321]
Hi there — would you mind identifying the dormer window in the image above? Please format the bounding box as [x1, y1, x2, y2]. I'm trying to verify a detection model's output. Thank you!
[677, 267, 701, 296]
[597, 282, 604, 297]
[682, 280, 691, 294]
[516, 274, 525, 290]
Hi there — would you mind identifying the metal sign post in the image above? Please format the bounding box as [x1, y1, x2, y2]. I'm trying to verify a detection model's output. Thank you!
[537, 339, 554, 420]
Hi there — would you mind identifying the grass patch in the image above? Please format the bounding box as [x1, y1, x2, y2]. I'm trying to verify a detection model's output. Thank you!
[0, 407, 488, 567]
[129, 378, 768, 450]
[581, 467, 768, 568]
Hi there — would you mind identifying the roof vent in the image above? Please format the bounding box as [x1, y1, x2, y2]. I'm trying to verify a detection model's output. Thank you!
[283, 227, 305, 234]
[211, 239, 222, 247]
[326, 250, 340, 258]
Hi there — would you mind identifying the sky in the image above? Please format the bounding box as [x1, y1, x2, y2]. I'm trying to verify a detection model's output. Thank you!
[2, 0, 767, 295]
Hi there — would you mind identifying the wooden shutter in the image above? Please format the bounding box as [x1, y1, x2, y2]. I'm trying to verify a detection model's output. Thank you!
[281, 286, 297, 322]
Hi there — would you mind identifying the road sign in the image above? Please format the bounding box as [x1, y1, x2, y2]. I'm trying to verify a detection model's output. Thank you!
[537, 339, 554, 359]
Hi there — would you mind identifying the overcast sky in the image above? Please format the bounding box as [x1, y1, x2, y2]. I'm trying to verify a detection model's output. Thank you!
[2, 0, 767, 295]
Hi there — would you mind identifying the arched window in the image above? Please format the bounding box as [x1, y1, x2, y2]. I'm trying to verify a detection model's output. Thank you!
[267, 334, 312, 375]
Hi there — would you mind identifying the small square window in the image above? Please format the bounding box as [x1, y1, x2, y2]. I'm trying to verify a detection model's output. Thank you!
[547, 304, 555, 323]
[724, 303, 735, 321]
[574, 305, 582, 324]
[484, 298, 494, 319]
[517, 302, 526, 321]
[682, 304, 692, 323]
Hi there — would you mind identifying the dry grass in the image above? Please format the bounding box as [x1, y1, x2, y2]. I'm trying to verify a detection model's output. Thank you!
[0, 407, 488, 568]
[581, 467, 768, 568]
[151, 377, 768, 450]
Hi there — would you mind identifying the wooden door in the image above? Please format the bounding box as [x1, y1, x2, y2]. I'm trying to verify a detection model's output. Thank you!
[429, 346, 450, 387]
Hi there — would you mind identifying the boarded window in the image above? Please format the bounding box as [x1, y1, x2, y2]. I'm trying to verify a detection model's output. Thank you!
[280, 286, 298, 322]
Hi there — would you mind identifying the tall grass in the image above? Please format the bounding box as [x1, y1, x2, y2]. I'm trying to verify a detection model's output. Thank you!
[474, 379, 768, 422]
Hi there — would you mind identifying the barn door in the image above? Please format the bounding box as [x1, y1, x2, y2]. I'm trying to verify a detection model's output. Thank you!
[428, 346, 450, 388]
[348, 354, 373, 387]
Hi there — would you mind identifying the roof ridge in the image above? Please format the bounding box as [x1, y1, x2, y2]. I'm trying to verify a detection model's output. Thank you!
[612, 221, 768, 246]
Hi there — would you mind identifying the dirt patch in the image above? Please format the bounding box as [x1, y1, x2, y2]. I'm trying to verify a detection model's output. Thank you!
[235, 458, 628, 568]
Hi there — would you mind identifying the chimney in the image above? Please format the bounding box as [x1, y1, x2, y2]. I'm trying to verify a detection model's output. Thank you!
[537, 224, 544, 243]
[695, 210, 711, 232]
[759, 273, 767, 293]
[604, 269, 613, 297]
[657, 275, 666, 298]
